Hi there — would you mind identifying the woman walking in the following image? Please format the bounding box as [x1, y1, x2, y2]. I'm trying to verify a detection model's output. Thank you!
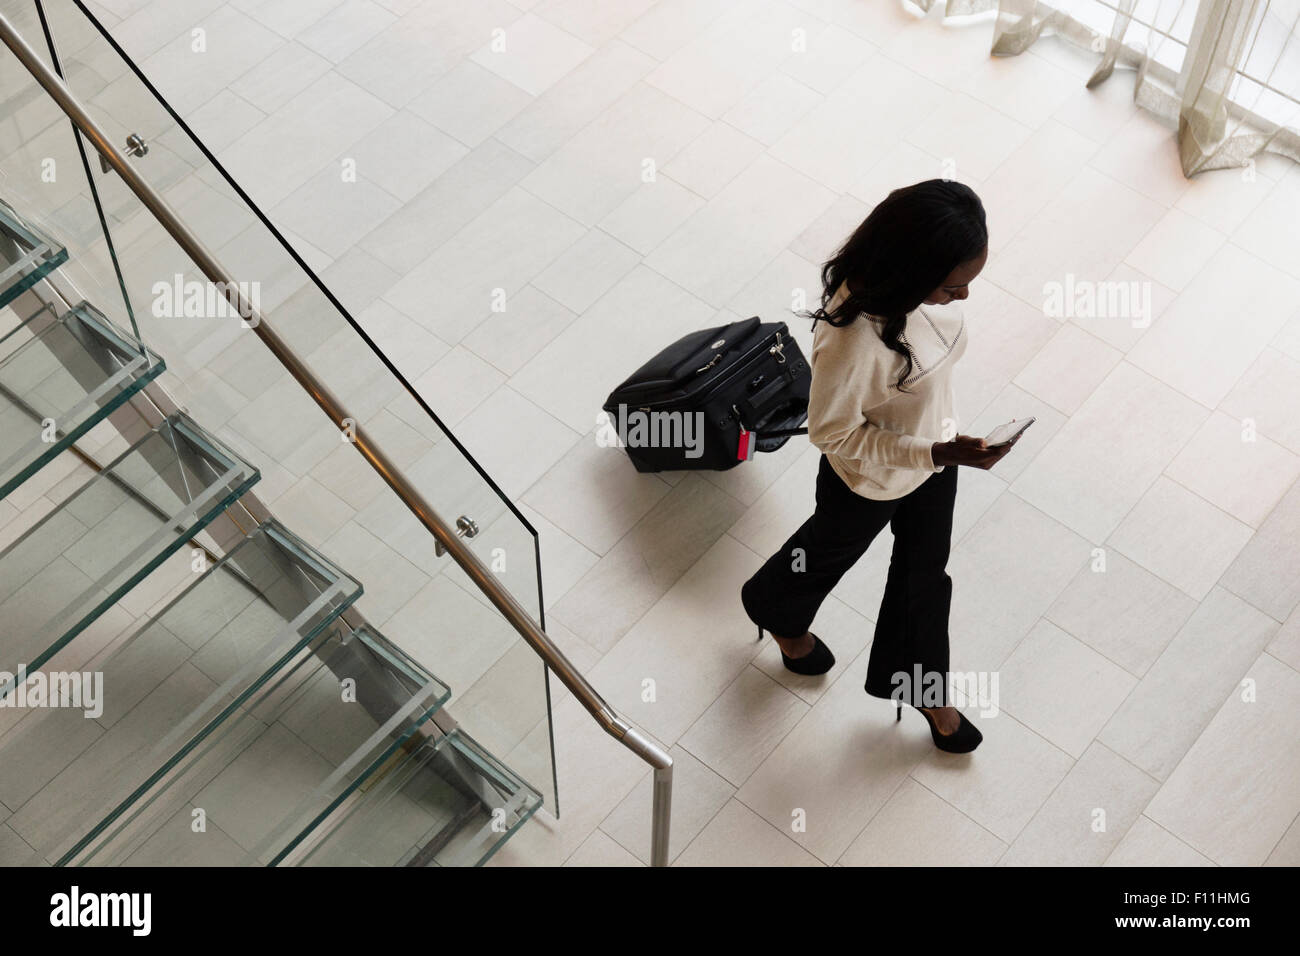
[741, 180, 1014, 754]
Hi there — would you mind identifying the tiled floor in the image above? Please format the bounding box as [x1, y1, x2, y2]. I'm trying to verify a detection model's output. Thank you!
[9, 0, 1300, 866]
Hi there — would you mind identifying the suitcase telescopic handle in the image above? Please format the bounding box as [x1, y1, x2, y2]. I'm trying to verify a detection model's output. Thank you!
[756, 426, 809, 439]
[739, 374, 796, 423]
[732, 401, 809, 441]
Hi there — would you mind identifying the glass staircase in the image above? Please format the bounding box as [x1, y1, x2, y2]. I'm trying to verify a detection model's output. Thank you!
[0, 413, 259, 676]
[0, 16, 550, 861]
[0, 0, 673, 869]
[0, 195, 545, 866]
[284, 726, 544, 868]
[0, 196, 68, 309]
[0, 184, 543, 865]
[0, 299, 165, 499]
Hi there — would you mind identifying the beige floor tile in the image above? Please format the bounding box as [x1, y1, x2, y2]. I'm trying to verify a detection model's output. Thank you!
[674, 798, 823, 867]
[0, 825, 44, 866]
[497, 38, 656, 163]
[452, 386, 582, 501]
[597, 176, 706, 256]
[583, 534, 761, 742]
[736, 645, 930, 864]
[909, 710, 1073, 844]
[521, 83, 709, 226]
[679, 665, 810, 786]
[469, 13, 594, 97]
[564, 828, 644, 867]
[723, 72, 824, 147]
[1013, 323, 1122, 417]
[461, 285, 575, 378]
[783, 20, 875, 94]
[1174, 160, 1274, 234]
[551, 475, 746, 651]
[644, 155, 836, 308]
[524, 430, 670, 556]
[726, 444, 821, 560]
[1050, 60, 1139, 143]
[839, 777, 1005, 867]
[848, 139, 946, 209]
[643, 0, 804, 119]
[1220, 348, 1300, 456]
[512, 505, 598, 613]
[1099, 587, 1278, 780]
[984, 167, 1164, 314]
[906, 91, 1034, 182]
[1264, 812, 1300, 866]
[1128, 243, 1300, 408]
[362, 139, 536, 276]
[1271, 308, 1300, 361]
[700, 437, 807, 509]
[1068, 262, 1177, 354]
[1165, 410, 1300, 529]
[1267, 609, 1300, 674]
[335, 0, 520, 109]
[1088, 111, 1190, 206]
[1046, 550, 1197, 677]
[532, 229, 641, 315]
[618, 0, 734, 61]
[1220, 478, 1300, 623]
[1144, 653, 1300, 866]
[951, 280, 1060, 424]
[601, 745, 734, 864]
[977, 119, 1099, 256]
[383, 187, 587, 345]
[1000, 743, 1158, 866]
[1109, 476, 1254, 601]
[220, 71, 396, 208]
[408, 61, 533, 147]
[724, 248, 823, 341]
[510, 266, 717, 432]
[947, 492, 1092, 673]
[662, 122, 764, 199]
[1104, 816, 1215, 866]
[955, 38, 1079, 128]
[492, 694, 650, 865]
[772, 53, 945, 194]
[1011, 362, 1208, 543]
[1233, 163, 1300, 281]
[1123, 207, 1225, 293]
[999, 620, 1136, 758]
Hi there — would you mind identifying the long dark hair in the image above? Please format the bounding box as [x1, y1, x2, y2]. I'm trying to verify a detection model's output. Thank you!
[809, 179, 987, 389]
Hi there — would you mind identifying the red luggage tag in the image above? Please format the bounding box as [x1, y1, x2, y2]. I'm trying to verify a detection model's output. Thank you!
[737, 427, 755, 461]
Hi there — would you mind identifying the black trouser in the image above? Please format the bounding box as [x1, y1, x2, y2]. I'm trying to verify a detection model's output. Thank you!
[741, 455, 958, 707]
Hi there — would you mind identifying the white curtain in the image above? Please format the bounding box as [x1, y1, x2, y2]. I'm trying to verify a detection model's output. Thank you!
[913, 0, 1300, 175]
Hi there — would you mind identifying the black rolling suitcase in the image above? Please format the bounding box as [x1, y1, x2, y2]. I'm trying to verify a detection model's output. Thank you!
[601, 316, 811, 473]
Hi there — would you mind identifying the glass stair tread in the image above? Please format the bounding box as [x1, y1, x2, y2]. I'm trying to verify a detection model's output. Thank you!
[0, 413, 258, 678]
[286, 727, 543, 868]
[57, 595, 460, 867]
[0, 521, 362, 865]
[255, 623, 453, 866]
[0, 301, 164, 499]
[0, 198, 69, 310]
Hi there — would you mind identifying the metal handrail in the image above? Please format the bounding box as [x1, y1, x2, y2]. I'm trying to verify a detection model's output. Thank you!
[0, 11, 673, 867]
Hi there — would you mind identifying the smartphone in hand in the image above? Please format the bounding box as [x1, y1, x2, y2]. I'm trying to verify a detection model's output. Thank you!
[984, 417, 1035, 448]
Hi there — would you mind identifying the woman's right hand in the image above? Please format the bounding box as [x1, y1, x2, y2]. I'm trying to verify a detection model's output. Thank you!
[931, 434, 1016, 470]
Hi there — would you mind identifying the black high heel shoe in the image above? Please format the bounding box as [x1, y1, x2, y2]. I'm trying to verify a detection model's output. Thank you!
[757, 626, 835, 676]
[896, 700, 983, 753]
